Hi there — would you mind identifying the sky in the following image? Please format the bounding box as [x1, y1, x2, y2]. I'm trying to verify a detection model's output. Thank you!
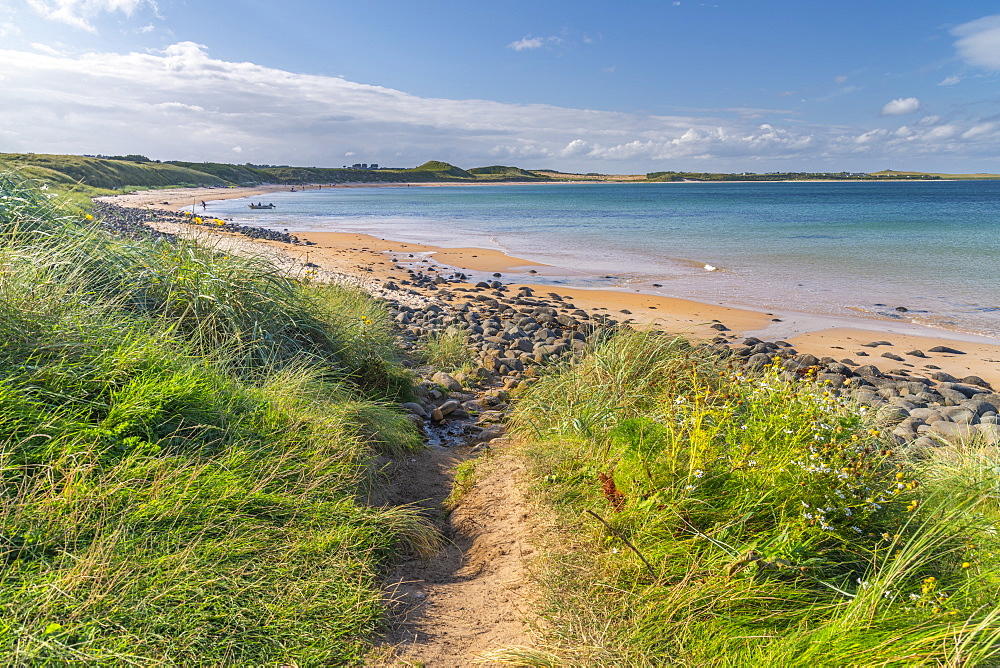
[2, 1, 1000, 173]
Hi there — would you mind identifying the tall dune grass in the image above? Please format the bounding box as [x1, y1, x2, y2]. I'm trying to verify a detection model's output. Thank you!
[510, 330, 1000, 665]
[0, 172, 432, 663]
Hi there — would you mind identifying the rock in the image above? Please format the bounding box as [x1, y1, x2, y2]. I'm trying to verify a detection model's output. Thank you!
[881, 352, 904, 361]
[938, 407, 976, 424]
[473, 424, 505, 443]
[430, 371, 463, 391]
[816, 373, 847, 388]
[905, 350, 928, 358]
[876, 405, 909, 424]
[976, 424, 1000, 444]
[796, 353, 820, 367]
[400, 402, 428, 417]
[962, 398, 1000, 415]
[936, 388, 969, 406]
[938, 382, 988, 398]
[928, 345, 965, 354]
[962, 375, 993, 390]
[746, 352, 773, 370]
[930, 421, 976, 442]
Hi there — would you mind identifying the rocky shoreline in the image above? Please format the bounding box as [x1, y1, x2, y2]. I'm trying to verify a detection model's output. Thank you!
[93, 202, 1000, 455]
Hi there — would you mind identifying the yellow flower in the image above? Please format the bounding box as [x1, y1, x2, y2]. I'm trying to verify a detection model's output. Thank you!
[962, 562, 971, 569]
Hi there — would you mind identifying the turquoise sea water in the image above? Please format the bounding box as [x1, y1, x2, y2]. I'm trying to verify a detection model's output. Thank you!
[210, 181, 1000, 338]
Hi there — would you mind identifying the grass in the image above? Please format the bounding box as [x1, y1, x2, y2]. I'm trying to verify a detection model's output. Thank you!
[419, 326, 476, 374]
[0, 171, 436, 663]
[509, 329, 1000, 665]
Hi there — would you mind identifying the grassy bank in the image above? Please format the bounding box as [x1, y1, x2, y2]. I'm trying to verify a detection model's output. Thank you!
[507, 331, 1000, 665]
[0, 173, 433, 664]
[0, 153, 554, 192]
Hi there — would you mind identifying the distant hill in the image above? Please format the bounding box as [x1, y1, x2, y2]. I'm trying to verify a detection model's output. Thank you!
[0, 153, 229, 190]
[468, 165, 544, 180]
[411, 161, 473, 178]
[0, 153, 558, 190]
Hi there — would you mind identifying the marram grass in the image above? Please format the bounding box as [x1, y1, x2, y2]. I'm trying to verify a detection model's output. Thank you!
[511, 329, 1000, 665]
[0, 172, 434, 664]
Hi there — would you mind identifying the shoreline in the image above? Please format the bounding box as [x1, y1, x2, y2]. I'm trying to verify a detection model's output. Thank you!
[100, 186, 1000, 387]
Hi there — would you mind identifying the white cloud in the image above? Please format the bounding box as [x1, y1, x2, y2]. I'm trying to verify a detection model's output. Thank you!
[30, 42, 64, 56]
[507, 36, 544, 51]
[962, 123, 997, 140]
[939, 75, 961, 86]
[507, 35, 564, 51]
[918, 115, 941, 126]
[952, 14, 1000, 70]
[881, 97, 921, 116]
[0, 21, 20, 36]
[25, 0, 152, 32]
[2, 42, 1000, 172]
[834, 75, 848, 85]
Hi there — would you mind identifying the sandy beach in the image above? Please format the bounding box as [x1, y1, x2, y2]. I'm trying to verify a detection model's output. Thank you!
[103, 184, 1000, 388]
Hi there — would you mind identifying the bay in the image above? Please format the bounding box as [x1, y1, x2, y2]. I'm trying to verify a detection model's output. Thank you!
[209, 180, 1000, 338]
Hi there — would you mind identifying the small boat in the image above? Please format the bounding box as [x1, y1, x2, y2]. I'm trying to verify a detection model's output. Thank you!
[248, 203, 275, 209]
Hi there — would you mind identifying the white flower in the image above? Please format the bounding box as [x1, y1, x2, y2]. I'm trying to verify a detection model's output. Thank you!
[693, 469, 704, 479]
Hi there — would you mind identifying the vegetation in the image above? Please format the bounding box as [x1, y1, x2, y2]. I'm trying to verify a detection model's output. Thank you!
[646, 170, 945, 182]
[508, 330, 1000, 665]
[0, 153, 229, 190]
[0, 153, 555, 191]
[419, 327, 476, 374]
[0, 172, 435, 664]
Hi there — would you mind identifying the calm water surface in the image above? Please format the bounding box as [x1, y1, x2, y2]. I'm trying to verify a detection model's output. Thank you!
[209, 181, 1000, 337]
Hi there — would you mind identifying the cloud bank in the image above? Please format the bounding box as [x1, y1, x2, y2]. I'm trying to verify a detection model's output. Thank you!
[1, 42, 999, 171]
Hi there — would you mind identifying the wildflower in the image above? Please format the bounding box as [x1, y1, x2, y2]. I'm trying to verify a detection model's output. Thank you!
[962, 562, 971, 569]
[693, 469, 704, 479]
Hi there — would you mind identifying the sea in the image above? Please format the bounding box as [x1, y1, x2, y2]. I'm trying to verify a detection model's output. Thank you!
[207, 180, 1000, 339]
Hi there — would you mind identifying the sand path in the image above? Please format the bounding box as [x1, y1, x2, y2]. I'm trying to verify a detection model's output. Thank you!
[373, 442, 542, 666]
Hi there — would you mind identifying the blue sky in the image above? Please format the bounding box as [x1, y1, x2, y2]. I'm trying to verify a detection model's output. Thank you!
[2, 1, 1000, 173]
